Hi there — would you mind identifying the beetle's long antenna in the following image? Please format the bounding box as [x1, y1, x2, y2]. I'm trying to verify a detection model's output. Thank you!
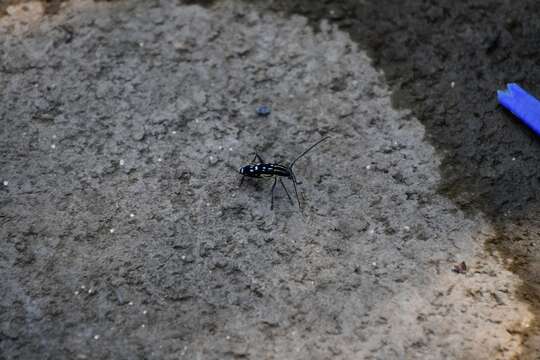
[289, 137, 330, 170]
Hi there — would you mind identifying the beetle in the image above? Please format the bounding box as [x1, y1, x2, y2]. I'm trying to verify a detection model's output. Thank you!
[239, 137, 329, 210]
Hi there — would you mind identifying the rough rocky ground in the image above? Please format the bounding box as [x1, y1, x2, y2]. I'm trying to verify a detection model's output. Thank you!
[0, 1, 537, 359]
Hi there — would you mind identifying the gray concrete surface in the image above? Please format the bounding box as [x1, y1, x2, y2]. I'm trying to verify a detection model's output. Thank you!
[0, 1, 532, 359]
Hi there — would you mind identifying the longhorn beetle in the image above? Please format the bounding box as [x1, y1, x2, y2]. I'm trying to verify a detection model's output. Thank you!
[239, 137, 329, 210]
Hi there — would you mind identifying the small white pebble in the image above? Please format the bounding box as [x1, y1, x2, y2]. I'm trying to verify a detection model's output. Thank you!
[143, 310, 148, 315]
[94, 335, 100, 340]
[209, 156, 214, 161]
[81, 285, 86, 290]
[195, 119, 200, 123]
[226, 336, 230, 340]
[512, 157, 516, 161]
[206, 202, 210, 206]
[110, 228, 115, 234]
[141, 324, 145, 328]
[139, 42, 144, 47]
[88, 289, 93, 294]
[130, 213, 135, 218]
[74, 291, 79, 295]
[3, 181, 8, 186]
[403, 226, 410, 231]
[181, 255, 186, 260]
[228, 147, 233, 152]
[366, 165, 371, 170]
[158, 158, 162, 162]
[51, 144, 56, 149]
[119, 159, 125, 166]
[372, 262, 377, 267]
[52, 134, 57, 139]
[219, 146, 223, 150]
[451, 81, 455, 88]
[129, 301, 133, 306]
[369, 229, 375, 235]
[172, 131, 177, 135]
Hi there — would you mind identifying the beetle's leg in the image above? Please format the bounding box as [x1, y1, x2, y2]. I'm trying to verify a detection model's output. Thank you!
[254, 152, 265, 163]
[290, 173, 302, 210]
[270, 176, 278, 210]
[279, 178, 293, 205]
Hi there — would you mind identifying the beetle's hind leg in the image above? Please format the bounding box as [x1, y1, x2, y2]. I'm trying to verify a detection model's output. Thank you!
[270, 176, 278, 210]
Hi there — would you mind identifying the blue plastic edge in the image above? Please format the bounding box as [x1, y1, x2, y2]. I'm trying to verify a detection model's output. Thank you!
[497, 83, 540, 136]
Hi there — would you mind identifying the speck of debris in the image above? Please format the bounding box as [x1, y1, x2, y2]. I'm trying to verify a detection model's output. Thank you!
[256, 105, 271, 116]
[3, 181, 8, 186]
[451, 81, 455, 88]
[143, 310, 147, 315]
[157, 158, 162, 162]
[172, 131, 177, 134]
[51, 144, 56, 149]
[119, 159, 125, 166]
[74, 291, 79, 295]
[110, 228, 115, 234]
[366, 165, 371, 170]
[130, 213, 135, 218]
[93, 335, 100, 340]
[452, 261, 467, 274]
[129, 301, 133, 306]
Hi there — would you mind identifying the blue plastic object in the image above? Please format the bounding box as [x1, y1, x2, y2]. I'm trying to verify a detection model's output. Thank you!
[256, 105, 271, 117]
[497, 83, 540, 136]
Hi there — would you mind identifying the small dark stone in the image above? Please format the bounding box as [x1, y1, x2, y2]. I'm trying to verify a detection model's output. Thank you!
[256, 105, 271, 116]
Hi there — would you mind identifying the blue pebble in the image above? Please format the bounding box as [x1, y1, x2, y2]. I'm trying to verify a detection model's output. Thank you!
[256, 105, 271, 116]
